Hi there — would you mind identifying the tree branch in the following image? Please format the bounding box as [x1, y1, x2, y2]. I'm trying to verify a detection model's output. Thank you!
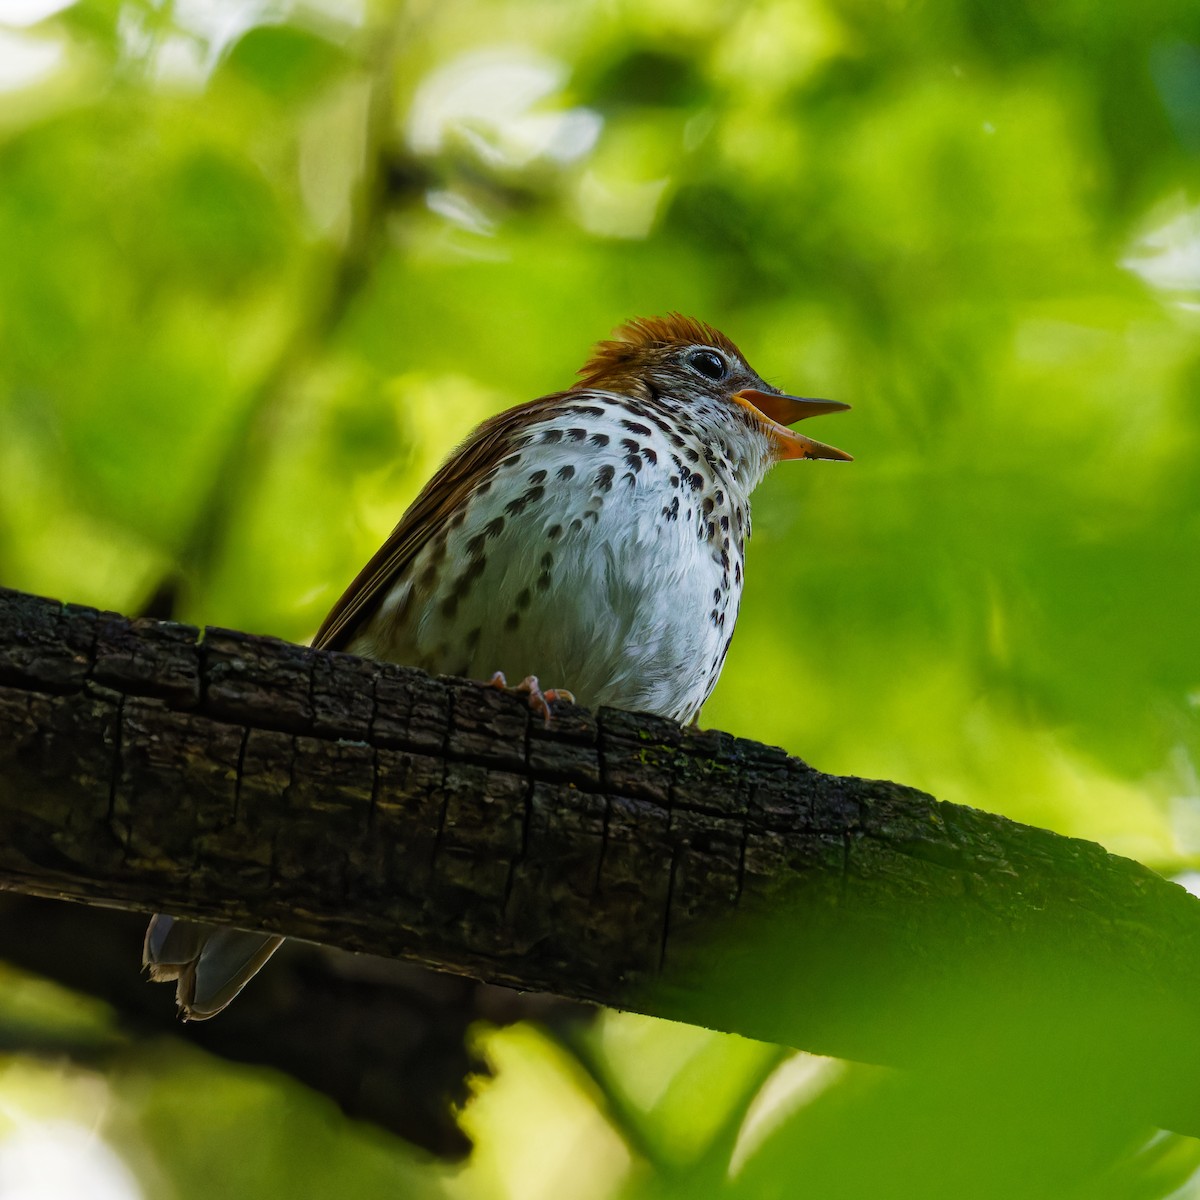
[3, 585, 1200, 1137]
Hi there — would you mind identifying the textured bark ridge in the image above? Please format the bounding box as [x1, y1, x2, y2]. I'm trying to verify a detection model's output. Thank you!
[3, 586, 1200, 1134]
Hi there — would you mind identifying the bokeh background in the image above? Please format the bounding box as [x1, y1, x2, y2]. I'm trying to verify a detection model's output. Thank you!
[1, 0, 1199, 1196]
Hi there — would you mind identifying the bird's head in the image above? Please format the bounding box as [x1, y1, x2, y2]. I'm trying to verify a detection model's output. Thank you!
[572, 313, 851, 462]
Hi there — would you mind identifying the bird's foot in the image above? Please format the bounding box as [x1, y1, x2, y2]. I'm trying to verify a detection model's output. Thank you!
[487, 672, 575, 726]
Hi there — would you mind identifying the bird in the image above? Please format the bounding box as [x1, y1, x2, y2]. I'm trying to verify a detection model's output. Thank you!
[143, 313, 852, 1018]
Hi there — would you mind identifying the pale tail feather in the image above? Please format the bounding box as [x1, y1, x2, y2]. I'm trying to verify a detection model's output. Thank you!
[143, 915, 284, 1020]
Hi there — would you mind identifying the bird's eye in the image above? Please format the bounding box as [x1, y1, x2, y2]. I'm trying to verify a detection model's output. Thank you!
[687, 349, 727, 381]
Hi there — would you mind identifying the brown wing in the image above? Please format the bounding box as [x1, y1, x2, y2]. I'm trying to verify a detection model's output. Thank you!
[312, 392, 574, 652]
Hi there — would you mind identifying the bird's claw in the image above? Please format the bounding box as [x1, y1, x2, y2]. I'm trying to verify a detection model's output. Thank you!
[487, 672, 575, 726]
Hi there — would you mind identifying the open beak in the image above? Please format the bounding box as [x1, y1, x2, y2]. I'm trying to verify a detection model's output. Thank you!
[732, 388, 853, 462]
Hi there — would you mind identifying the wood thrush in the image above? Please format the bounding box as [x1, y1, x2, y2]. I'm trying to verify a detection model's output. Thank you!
[144, 313, 852, 1017]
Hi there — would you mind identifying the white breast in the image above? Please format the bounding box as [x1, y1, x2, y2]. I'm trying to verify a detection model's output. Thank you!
[355, 392, 773, 724]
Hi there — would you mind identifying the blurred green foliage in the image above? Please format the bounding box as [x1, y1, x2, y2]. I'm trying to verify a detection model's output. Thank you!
[1, 0, 1199, 1195]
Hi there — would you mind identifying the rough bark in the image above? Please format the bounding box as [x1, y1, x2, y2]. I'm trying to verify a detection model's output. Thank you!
[2, 586, 1200, 1136]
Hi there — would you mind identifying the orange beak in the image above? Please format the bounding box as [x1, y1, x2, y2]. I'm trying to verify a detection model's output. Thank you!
[732, 388, 853, 462]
